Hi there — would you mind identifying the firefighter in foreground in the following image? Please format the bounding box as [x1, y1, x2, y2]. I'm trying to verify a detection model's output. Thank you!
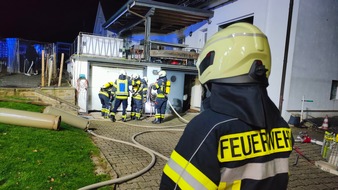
[152, 70, 170, 124]
[110, 70, 131, 122]
[160, 23, 294, 189]
[98, 82, 115, 118]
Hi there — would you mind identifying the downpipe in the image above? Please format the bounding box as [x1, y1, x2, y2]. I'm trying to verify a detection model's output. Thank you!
[0, 108, 60, 130]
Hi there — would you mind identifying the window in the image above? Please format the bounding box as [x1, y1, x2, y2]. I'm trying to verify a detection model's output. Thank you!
[218, 16, 254, 31]
[178, 37, 185, 44]
[330, 80, 338, 100]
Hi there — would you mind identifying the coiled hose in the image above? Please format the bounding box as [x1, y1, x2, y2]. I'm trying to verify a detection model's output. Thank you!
[78, 99, 191, 189]
[78, 130, 156, 190]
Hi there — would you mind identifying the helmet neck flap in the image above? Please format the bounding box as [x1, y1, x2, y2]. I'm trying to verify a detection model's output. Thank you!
[208, 83, 281, 130]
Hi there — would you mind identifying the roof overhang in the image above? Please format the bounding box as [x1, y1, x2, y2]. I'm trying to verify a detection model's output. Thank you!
[103, 0, 214, 35]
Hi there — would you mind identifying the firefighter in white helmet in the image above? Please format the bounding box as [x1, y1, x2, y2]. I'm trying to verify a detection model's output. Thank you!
[160, 23, 294, 189]
[152, 70, 170, 124]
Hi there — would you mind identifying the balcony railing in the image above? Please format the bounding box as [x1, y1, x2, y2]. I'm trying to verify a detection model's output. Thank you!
[71, 33, 123, 58]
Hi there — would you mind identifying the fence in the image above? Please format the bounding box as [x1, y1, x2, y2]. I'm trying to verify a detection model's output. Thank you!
[0, 38, 53, 74]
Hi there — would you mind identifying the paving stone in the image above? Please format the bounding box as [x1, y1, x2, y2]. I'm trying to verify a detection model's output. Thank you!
[87, 113, 338, 189]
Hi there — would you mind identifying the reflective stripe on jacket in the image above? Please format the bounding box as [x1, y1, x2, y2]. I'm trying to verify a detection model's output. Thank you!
[154, 77, 167, 98]
[132, 79, 143, 100]
[98, 90, 109, 97]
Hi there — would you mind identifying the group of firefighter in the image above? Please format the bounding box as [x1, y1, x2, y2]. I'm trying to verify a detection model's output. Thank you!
[98, 69, 170, 124]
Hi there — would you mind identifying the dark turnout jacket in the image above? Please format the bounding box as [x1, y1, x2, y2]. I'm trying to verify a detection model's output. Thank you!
[160, 83, 293, 190]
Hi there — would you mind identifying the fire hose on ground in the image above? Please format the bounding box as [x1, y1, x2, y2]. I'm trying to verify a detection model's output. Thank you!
[167, 99, 189, 124]
[78, 100, 189, 189]
[78, 130, 156, 190]
[79, 126, 185, 189]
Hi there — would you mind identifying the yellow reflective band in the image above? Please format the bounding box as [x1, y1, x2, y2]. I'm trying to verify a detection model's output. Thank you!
[168, 150, 217, 189]
[163, 164, 194, 190]
[218, 182, 226, 189]
[99, 91, 109, 97]
[218, 128, 292, 162]
[217, 179, 241, 190]
[232, 180, 241, 190]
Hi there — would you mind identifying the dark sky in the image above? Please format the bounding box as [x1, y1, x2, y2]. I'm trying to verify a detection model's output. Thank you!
[0, 0, 127, 43]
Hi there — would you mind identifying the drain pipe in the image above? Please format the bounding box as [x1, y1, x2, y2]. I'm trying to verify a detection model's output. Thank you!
[0, 108, 60, 130]
[43, 106, 89, 130]
[279, 0, 294, 112]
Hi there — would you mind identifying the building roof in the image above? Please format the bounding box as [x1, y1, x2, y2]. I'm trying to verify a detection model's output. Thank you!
[103, 0, 214, 36]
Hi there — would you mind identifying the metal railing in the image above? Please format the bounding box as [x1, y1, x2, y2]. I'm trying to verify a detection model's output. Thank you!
[71, 33, 123, 58]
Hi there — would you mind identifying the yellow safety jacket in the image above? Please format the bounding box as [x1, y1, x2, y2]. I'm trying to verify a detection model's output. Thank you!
[154, 77, 170, 98]
[99, 82, 115, 98]
[114, 79, 129, 100]
[132, 79, 143, 100]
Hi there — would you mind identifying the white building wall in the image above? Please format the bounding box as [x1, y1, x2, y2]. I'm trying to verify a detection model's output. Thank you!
[184, 24, 208, 50]
[72, 60, 89, 87]
[284, 0, 338, 118]
[70, 60, 89, 113]
[186, 0, 291, 118]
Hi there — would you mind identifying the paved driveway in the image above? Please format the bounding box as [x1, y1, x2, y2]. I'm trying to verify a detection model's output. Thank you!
[84, 113, 338, 190]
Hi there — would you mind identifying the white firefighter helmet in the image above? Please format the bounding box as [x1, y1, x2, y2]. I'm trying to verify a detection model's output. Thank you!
[195, 22, 271, 85]
[120, 69, 127, 76]
[133, 73, 140, 80]
[158, 70, 166, 78]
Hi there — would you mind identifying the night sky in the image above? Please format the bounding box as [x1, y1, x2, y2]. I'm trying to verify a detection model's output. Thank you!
[0, 0, 127, 43]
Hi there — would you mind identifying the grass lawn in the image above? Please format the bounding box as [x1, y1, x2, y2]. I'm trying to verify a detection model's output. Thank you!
[0, 101, 111, 190]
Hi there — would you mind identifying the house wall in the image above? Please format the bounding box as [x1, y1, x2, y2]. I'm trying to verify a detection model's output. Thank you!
[209, 0, 290, 108]
[184, 21, 208, 50]
[185, 0, 292, 119]
[283, 0, 338, 118]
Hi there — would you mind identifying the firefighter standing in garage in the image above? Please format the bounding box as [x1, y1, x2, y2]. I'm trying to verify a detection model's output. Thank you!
[152, 70, 170, 124]
[110, 70, 132, 122]
[130, 74, 143, 120]
[98, 82, 115, 118]
[160, 23, 294, 189]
